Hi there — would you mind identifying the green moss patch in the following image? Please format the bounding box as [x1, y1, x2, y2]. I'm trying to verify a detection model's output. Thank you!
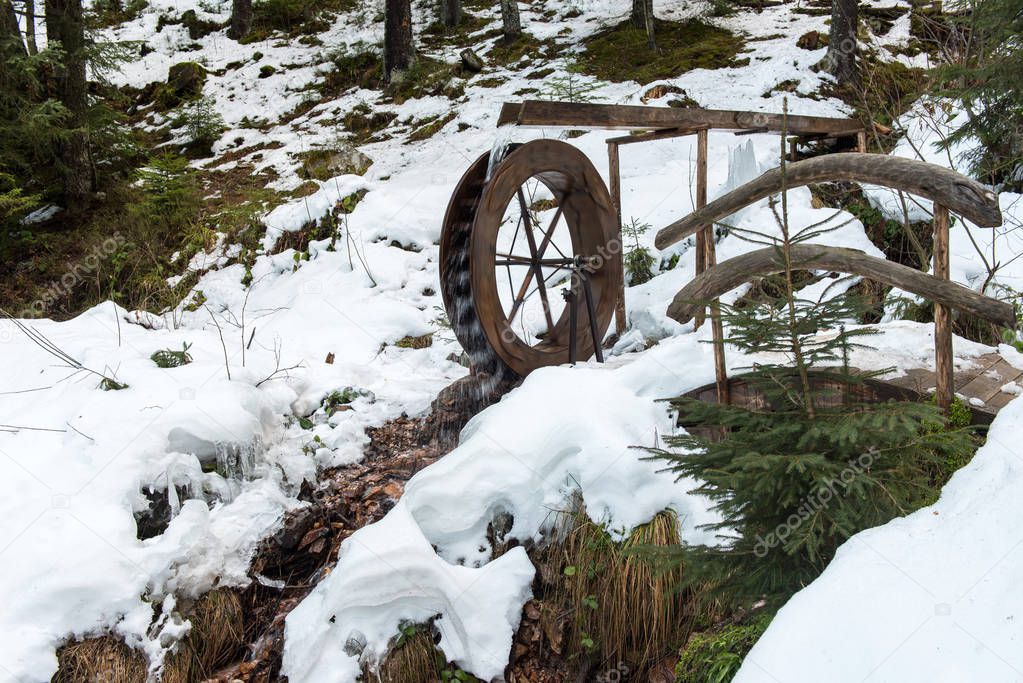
[576, 19, 745, 83]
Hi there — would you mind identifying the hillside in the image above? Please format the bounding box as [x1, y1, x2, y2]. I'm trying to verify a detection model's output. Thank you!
[1, 0, 1022, 681]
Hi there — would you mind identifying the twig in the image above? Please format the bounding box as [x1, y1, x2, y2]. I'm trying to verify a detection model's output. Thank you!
[204, 305, 232, 381]
[0, 424, 67, 433]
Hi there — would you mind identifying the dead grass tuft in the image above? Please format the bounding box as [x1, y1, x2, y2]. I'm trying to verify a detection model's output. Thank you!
[544, 506, 695, 674]
[52, 636, 146, 683]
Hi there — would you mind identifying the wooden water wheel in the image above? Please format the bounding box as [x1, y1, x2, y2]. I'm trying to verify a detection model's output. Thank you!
[439, 139, 621, 378]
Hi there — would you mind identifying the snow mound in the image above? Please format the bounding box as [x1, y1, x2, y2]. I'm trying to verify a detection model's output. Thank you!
[736, 348, 1023, 681]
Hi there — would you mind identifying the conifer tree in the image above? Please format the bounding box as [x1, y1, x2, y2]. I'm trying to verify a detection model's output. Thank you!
[642, 108, 974, 609]
[439, 0, 459, 28]
[500, 0, 520, 42]
[383, 0, 414, 82]
[938, 0, 1023, 188]
[823, 0, 858, 87]
[23, 0, 37, 54]
[45, 0, 93, 211]
[631, 0, 655, 50]
[227, 0, 252, 40]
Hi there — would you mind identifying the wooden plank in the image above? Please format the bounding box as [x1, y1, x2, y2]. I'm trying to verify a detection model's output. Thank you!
[666, 244, 1016, 329]
[605, 125, 708, 145]
[655, 153, 1003, 250]
[607, 141, 627, 336]
[497, 101, 865, 136]
[933, 204, 953, 414]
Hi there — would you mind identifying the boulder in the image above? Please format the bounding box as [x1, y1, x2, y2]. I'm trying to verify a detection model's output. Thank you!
[167, 61, 207, 97]
[459, 48, 484, 73]
[299, 145, 373, 181]
[797, 30, 827, 50]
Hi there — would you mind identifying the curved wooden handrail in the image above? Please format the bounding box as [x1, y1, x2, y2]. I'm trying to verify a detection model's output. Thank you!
[654, 153, 1002, 250]
[666, 244, 1016, 328]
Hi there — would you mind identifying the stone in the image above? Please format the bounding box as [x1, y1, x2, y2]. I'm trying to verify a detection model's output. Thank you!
[797, 30, 827, 50]
[460, 47, 484, 73]
[299, 144, 373, 181]
[167, 61, 207, 97]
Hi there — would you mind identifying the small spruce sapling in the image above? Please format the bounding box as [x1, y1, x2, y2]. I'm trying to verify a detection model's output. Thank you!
[622, 217, 656, 285]
[639, 102, 975, 610]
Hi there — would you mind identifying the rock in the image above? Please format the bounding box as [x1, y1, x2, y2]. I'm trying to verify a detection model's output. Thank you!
[460, 47, 484, 73]
[797, 30, 827, 50]
[167, 61, 207, 97]
[180, 9, 220, 39]
[640, 83, 686, 103]
[299, 144, 373, 181]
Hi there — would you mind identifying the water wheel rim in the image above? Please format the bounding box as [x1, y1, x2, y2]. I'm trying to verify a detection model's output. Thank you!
[470, 139, 620, 376]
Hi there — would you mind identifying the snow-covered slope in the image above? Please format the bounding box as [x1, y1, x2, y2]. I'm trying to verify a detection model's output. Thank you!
[4, 0, 1023, 681]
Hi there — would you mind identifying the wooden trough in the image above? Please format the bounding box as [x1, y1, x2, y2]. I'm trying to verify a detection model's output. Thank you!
[439, 100, 1012, 415]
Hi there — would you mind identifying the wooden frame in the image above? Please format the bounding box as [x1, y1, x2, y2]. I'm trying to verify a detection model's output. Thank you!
[496, 100, 1009, 414]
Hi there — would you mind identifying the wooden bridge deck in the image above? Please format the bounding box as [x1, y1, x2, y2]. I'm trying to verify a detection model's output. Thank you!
[684, 353, 1023, 426]
[888, 352, 1023, 421]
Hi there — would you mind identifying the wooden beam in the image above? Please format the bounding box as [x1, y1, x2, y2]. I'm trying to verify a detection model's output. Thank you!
[605, 125, 708, 146]
[694, 129, 709, 327]
[607, 141, 626, 336]
[666, 244, 1016, 329]
[934, 204, 953, 414]
[497, 101, 865, 136]
[655, 153, 1003, 250]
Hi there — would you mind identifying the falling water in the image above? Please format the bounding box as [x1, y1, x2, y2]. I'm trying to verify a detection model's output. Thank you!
[486, 123, 517, 181]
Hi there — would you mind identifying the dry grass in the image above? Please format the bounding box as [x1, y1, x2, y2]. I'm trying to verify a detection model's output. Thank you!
[187, 588, 245, 675]
[52, 589, 245, 683]
[544, 506, 695, 674]
[52, 636, 146, 683]
[363, 625, 442, 683]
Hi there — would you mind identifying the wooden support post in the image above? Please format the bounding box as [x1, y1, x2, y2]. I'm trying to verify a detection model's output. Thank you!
[694, 128, 709, 328]
[933, 204, 953, 415]
[607, 141, 627, 336]
[856, 130, 868, 153]
[693, 128, 729, 403]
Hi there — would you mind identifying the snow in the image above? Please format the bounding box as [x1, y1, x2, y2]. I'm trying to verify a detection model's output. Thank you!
[734, 376, 1023, 682]
[4, 0, 1023, 681]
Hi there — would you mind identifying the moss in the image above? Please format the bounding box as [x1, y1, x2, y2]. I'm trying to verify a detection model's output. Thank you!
[383, 57, 464, 105]
[259, 65, 277, 78]
[343, 104, 398, 142]
[395, 333, 434, 349]
[675, 614, 772, 683]
[320, 50, 382, 96]
[407, 112, 456, 143]
[486, 33, 558, 67]
[576, 19, 745, 83]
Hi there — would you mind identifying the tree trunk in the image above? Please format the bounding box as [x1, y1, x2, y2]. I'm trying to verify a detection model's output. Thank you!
[23, 0, 37, 54]
[45, 0, 92, 211]
[631, 0, 644, 26]
[824, 0, 859, 87]
[383, 0, 414, 82]
[439, 0, 459, 28]
[500, 0, 520, 41]
[227, 0, 252, 40]
[631, 0, 655, 49]
[1, 0, 25, 55]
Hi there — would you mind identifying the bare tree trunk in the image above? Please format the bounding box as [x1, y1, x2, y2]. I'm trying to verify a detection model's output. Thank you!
[383, 0, 414, 82]
[227, 0, 252, 40]
[1, 0, 25, 55]
[824, 0, 859, 87]
[439, 0, 459, 28]
[631, 0, 655, 49]
[23, 0, 37, 54]
[45, 0, 92, 211]
[631, 0, 644, 26]
[500, 0, 520, 42]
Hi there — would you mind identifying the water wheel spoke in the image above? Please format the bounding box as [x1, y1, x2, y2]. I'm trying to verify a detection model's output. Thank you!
[517, 188, 556, 332]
